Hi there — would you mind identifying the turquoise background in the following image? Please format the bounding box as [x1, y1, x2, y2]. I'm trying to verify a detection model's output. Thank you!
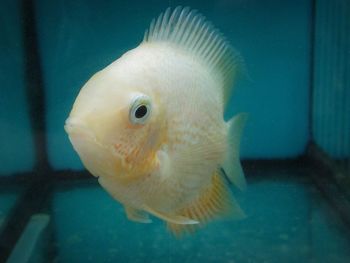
[0, 0, 311, 174]
[0, 0, 35, 175]
[34, 0, 311, 170]
[2, 1, 350, 263]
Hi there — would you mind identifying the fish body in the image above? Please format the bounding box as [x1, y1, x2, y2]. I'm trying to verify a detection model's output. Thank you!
[65, 7, 247, 234]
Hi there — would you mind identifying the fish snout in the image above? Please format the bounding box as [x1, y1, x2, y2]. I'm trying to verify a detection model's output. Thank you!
[65, 117, 87, 134]
[65, 117, 121, 179]
[64, 117, 98, 143]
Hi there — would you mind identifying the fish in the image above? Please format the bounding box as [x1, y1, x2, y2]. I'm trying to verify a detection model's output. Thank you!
[64, 6, 247, 236]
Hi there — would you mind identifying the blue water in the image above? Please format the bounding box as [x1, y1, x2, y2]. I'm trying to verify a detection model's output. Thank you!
[0, 0, 311, 175]
[1, 0, 349, 262]
[0, 187, 22, 230]
[52, 168, 350, 263]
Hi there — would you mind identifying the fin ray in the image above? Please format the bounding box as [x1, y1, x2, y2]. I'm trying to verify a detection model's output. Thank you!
[144, 205, 199, 225]
[125, 206, 152, 223]
[223, 113, 248, 190]
[167, 171, 245, 236]
[143, 6, 242, 107]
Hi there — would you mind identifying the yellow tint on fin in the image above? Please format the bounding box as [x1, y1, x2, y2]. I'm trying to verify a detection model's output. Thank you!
[144, 205, 199, 225]
[125, 206, 152, 224]
[167, 170, 245, 236]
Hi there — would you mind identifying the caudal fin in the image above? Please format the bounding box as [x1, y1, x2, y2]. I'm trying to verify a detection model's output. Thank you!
[222, 113, 248, 191]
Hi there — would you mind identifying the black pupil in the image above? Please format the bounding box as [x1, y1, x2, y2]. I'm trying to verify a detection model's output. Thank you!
[135, 105, 148, 119]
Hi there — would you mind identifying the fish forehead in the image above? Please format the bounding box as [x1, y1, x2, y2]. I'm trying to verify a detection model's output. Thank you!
[118, 43, 216, 87]
[104, 43, 224, 127]
[123, 43, 223, 118]
[120, 44, 225, 149]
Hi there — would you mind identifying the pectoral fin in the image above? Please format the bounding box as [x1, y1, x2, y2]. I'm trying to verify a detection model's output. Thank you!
[125, 206, 152, 224]
[144, 205, 199, 225]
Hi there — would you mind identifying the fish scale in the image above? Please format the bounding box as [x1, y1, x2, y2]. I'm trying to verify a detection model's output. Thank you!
[65, 6, 246, 235]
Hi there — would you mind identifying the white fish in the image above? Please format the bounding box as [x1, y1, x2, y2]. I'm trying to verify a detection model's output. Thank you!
[64, 6, 247, 235]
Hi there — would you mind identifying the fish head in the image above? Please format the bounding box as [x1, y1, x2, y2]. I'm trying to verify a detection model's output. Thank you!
[65, 56, 166, 180]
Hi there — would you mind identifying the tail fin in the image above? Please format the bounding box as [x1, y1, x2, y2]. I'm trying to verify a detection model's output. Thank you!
[222, 113, 248, 191]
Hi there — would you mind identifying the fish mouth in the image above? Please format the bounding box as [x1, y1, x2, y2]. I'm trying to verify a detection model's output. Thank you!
[65, 117, 111, 152]
[64, 117, 95, 139]
[64, 117, 122, 179]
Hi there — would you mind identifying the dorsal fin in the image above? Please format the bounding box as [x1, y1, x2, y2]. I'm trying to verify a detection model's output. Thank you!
[143, 6, 242, 106]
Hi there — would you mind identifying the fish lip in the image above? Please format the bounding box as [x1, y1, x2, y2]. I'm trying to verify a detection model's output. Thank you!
[65, 117, 115, 152]
[65, 118, 124, 179]
[64, 117, 83, 134]
[64, 117, 96, 140]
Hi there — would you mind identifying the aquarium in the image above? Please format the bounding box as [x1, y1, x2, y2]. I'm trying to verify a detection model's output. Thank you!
[0, 0, 349, 262]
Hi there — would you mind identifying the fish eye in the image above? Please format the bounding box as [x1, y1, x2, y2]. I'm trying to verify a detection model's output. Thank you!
[129, 95, 152, 125]
[135, 105, 148, 119]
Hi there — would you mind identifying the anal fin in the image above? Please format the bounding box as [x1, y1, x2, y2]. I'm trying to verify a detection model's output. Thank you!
[167, 170, 245, 236]
[125, 206, 152, 224]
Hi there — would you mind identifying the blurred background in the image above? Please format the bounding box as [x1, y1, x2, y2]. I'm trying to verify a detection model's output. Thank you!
[0, 0, 349, 262]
